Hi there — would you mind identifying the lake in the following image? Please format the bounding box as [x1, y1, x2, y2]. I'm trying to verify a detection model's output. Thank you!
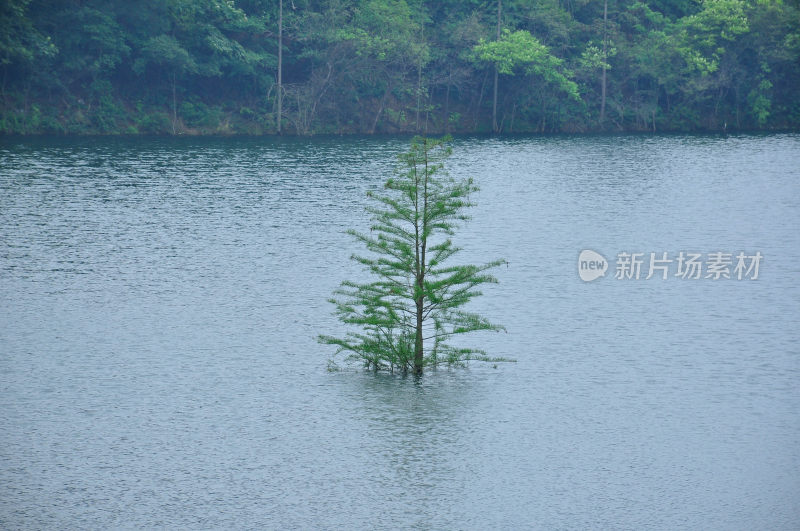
[1, 134, 799, 529]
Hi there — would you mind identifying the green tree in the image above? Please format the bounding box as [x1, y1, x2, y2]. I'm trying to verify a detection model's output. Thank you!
[2, 0, 799, 134]
[335, 0, 430, 133]
[736, 0, 800, 128]
[674, 0, 749, 75]
[473, 28, 580, 131]
[0, 0, 55, 69]
[134, 34, 196, 134]
[0, 0, 56, 108]
[320, 136, 508, 376]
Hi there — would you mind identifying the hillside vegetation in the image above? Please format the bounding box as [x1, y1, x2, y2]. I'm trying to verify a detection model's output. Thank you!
[2, 0, 798, 135]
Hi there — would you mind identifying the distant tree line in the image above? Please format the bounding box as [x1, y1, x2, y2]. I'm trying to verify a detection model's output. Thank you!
[2, 0, 798, 135]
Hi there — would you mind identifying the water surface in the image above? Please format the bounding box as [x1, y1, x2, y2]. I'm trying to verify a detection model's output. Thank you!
[1, 134, 799, 529]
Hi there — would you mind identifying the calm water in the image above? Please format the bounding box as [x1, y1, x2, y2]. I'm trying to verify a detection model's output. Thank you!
[1, 134, 799, 529]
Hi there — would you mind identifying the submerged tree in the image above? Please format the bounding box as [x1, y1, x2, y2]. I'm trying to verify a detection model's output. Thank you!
[320, 136, 508, 376]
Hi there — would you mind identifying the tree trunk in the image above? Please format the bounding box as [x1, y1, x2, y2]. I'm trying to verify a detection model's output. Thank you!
[370, 82, 391, 134]
[414, 287, 424, 374]
[444, 67, 451, 133]
[2, 65, 8, 102]
[474, 69, 489, 131]
[308, 62, 334, 131]
[415, 17, 424, 133]
[424, 84, 432, 133]
[492, 70, 499, 133]
[413, 140, 430, 376]
[599, 0, 608, 127]
[172, 71, 177, 135]
[492, 0, 502, 134]
[277, 0, 283, 134]
[416, 60, 422, 132]
[413, 205, 424, 373]
[413, 181, 424, 375]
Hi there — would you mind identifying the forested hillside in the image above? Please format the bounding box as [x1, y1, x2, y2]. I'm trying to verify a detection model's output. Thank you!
[2, 0, 799, 135]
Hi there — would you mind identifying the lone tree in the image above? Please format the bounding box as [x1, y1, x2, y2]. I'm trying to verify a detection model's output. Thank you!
[320, 136, 508, 376]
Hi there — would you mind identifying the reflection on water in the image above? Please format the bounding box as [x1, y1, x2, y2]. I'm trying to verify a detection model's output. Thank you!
[1, 134, 799, 529]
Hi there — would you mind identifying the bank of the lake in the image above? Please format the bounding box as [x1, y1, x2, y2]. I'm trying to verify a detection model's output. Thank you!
[3, 1, 800, 137]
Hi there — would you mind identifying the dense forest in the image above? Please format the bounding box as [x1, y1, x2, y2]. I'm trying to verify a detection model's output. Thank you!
[2, 0, 799, 135]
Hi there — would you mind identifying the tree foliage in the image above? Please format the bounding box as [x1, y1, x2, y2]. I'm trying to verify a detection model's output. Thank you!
[320, 136, 508, 375]
[0, 0, 55, 68]
[473, 28, 580, 101]
[1, 0, 798, 134]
